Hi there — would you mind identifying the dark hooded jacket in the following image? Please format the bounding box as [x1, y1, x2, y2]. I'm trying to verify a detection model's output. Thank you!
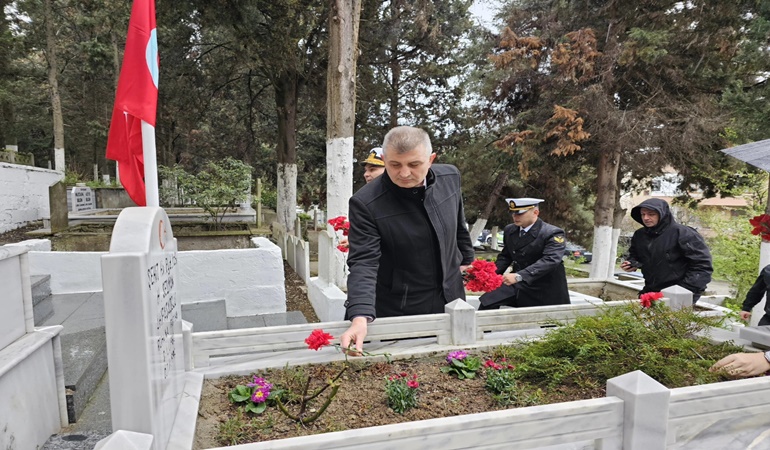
[627, 198, 713, 297]
[741, 264, 770, 323]
[344, 164, 475, 319]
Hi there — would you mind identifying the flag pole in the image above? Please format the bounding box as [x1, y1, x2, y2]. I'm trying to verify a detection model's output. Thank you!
[141, 120, 159, 207]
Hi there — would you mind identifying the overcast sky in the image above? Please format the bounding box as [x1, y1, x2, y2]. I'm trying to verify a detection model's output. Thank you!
[469, 0, 501, 30]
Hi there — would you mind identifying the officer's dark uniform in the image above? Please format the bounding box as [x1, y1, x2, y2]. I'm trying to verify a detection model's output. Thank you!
[479, 198, 571, 309]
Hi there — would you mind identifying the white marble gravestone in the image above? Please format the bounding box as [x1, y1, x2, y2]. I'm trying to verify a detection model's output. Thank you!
[101, 207, 185, 450]
[0, 247, 29, 350]
[71, 185, 95, 212]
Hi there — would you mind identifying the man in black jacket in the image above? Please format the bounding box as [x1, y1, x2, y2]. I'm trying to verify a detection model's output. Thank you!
[478, 198, 570, 309]
[341, 126, 475, 353]
[739, 264, 770, 325]
[620, 198, 713, 303]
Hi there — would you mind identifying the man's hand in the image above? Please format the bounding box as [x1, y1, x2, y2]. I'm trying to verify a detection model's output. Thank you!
[502, 273, 520, 286]
[620, 261, 637, 272]
[710, 352, 770, 377]
[460, 264, 470, 273]
[740, 311, 751, 321]
[340, 316, 368, 355]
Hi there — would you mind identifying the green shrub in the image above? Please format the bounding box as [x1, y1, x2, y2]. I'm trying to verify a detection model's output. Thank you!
[697, 210, 761, 301]
[159, 158, 252, 228]
[258, 187, 278, 211]
[491, 302, 743, 390]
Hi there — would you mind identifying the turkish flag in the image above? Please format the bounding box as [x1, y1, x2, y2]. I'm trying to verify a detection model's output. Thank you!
[105, 0, 158, 207]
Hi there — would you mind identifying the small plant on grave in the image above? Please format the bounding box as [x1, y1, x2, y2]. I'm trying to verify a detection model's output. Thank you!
[482, 358, 541, 407]
[270, 329, 391, 424]
[384, 372, 420, 414]
[441, 350, 482, 380]
[228, 375, 281, 414]
[483, 358, 516, 394]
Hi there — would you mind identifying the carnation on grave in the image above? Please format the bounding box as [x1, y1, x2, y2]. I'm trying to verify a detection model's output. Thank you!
[640, 291, 664, 308]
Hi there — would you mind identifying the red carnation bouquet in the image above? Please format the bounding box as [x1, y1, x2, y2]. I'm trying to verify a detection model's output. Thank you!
[327, 215, 350, 253]
[749, 214, 770, 241]
[463, 259, 503, 293]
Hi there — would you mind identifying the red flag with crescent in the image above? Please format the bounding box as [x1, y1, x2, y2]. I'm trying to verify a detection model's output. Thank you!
[106, 0, 158, 207]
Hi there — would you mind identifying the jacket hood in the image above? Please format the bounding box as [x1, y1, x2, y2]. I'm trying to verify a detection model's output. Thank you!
[630, 198, 672, 231]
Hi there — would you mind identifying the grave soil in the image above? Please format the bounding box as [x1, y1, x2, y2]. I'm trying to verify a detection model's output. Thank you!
[0, 222, 42, 245]
[193, 354, 601, 449]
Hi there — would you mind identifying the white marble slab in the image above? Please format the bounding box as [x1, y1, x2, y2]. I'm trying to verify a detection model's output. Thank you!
[0, 326, 65, 450]
[0, 255, 26, 350]
[101, 207, 186, 450]
[204, 397, 623, 450]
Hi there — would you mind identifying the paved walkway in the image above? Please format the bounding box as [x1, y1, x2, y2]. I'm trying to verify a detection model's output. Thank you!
[41, 292, 112, 449]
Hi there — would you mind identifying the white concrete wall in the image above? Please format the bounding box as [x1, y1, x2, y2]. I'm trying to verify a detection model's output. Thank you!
[178, 238, 286, 317]
[21, 238, 286, 317]
[0, 163, 63, 233]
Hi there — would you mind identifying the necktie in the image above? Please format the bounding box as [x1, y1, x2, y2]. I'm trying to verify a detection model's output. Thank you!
[520, 229, 526, 237]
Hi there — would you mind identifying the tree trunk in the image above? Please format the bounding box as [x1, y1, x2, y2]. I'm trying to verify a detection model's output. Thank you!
[275, 71, 299, 233]
[590, 148, 621, 279]
[45, 0, 65, 172]
[607, 174, 626, 279]
[326, 0, 361, 289]
[387, 0, 402, 129]
[469, 172, 509, 243]
[112, 34, 121, 185]
[326, 0, 361, 219]
[389, 61, 400, 129]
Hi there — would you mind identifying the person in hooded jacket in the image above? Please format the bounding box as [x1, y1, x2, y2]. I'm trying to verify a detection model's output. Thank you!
[620, 198, 713, 303]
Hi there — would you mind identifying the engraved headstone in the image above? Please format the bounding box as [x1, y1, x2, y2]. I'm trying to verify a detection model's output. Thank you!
[71, 184, 95, 212]
[100, 207, 184, 450]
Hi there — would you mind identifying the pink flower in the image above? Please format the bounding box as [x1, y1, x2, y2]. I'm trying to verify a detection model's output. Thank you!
[407, 380, 419, 389]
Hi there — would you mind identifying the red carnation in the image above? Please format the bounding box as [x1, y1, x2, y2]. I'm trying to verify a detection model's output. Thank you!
[639, 291, 663, 308]
[464, 259, 503, 292]
[749, 214, 770, 241]
[328, 216, 350, 233]
[305, 329, 334, 350]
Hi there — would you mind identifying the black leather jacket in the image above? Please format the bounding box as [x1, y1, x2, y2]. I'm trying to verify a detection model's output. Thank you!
[345, 164, 475, 319]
